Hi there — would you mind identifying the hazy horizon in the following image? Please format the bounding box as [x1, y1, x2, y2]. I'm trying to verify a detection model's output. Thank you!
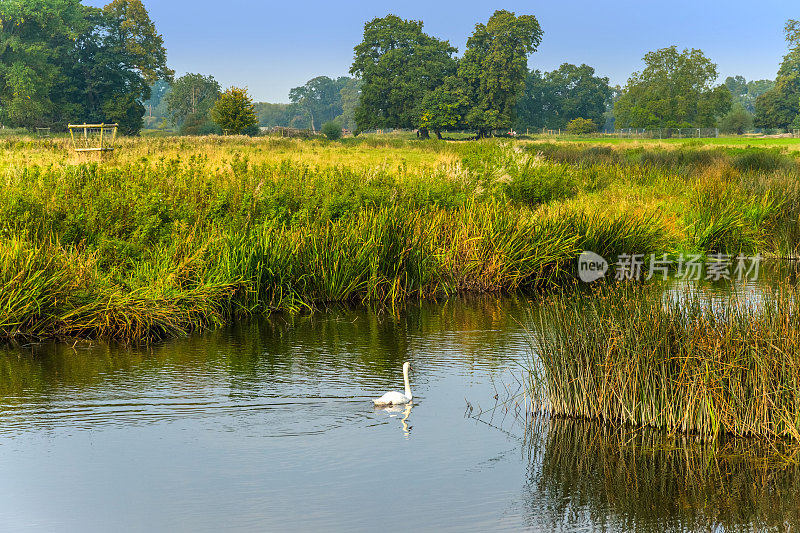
[84, 0, 796, 103]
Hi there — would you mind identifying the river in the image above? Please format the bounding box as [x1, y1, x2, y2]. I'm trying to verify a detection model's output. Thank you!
[1, 282, 799, 531]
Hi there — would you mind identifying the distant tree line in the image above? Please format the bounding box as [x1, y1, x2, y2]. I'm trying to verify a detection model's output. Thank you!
[4, 2, 799, 137]
[257, 11, 796, 137]
[515, 64, 612, 132]
[122, 13, 800, 137]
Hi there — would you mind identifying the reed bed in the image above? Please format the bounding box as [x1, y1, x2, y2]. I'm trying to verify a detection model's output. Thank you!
[0, 204, 668, 342]
[526, 283, 800, 442]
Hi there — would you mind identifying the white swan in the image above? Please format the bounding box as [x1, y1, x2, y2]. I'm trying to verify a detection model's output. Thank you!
[373, 362, 413, 406]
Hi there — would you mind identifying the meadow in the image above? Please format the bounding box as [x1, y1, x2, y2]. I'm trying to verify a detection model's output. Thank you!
[1, 133, 799, 342]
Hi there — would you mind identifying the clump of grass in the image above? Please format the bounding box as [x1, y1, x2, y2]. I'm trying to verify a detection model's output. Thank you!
[503, 159, 577, 207]
[639, 147, 722, 169]
[732, 148, 796, 173]
[685, 178, 779, 254]
[0, 236, 239, 342]
[526, 283, 800, 442]
[556, 210, 673, 263]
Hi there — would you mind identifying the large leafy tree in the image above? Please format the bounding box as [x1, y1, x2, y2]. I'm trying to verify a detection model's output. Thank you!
[516, 63, 611, 130]
[614, 46, 731, 129]
[418, 76, 471, 138]
[350, 15, 457, 138]
[0, 0, 170, 133]
[289, 76, 351, 131]
[0, 0, 89, 128]
[546, 64, 611, 129]
[164, 73, 220, 128]
[755, 20, 800, 129]
[514, 69, 551, 131]
[71, 0, 171, 134]
[459, 10, 543, 136]
[103, 92, 145, 135]
[102, 0, 171, 86]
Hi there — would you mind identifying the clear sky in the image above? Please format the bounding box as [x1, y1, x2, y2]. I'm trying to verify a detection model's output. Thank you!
[85, 0, 797, 103]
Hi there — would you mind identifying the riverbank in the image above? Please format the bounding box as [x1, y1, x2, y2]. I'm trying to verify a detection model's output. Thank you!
[1, 135, 798, 342]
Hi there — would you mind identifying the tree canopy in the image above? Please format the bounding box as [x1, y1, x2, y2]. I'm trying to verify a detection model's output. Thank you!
[350, 15, 457, 136]
[515, 63, 611, 131]
[164, 73, 221, 132]
[724, 75, 774, 114]
[755, 20, 800, 129]
[418, 76, 471, 138]
[459, 10, 543, 136]
[0, 0, 170, 133]
[614, 46, 731, 129]
[210, 87, 258, 135]
[289, 76, 351, 131]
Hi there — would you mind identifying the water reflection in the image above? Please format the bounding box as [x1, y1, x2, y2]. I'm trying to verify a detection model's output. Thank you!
[375, 403, 414, 438]
[522, 417, 800, 531]
[1, 274, 799, 531]
[0, 294, 531, 437]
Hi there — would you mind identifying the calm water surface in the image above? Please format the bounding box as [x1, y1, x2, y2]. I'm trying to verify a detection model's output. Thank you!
[1, 284, 800, 532]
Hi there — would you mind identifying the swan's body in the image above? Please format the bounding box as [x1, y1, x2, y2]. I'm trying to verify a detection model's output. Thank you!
[373, 362, 413, 406]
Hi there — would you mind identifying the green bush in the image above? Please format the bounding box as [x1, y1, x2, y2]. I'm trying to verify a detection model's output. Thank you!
[321, 121, 342, 140]
[566, 118, 598, 135]
[210, 87, 258, 135]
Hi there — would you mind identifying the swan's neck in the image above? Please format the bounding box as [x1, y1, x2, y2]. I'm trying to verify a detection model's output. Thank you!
[403, 365, 412, 399]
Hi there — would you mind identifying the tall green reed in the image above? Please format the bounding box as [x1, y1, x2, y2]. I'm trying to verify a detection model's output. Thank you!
[526, 283, 800, 442]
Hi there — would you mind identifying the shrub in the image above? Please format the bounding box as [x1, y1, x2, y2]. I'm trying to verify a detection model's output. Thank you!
[321, 121, 342, 140]
[566, 118, 598, 135]
[210, 87, 258, 135]
[719, 103, 754, 135]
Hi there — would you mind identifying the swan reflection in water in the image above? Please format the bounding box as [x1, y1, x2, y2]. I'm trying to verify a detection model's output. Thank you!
[375, 402, 414, 438]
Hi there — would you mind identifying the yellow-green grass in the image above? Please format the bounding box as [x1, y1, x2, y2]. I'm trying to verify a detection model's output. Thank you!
[1, 134, 799, 342]
[528, 134, 800, 150]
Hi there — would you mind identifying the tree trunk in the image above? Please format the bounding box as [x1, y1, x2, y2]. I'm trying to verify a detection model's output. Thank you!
[418, 128, 430, 139]
[435, 130, 443, 140]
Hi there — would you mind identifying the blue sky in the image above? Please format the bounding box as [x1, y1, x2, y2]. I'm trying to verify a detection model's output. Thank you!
[85, 0, 796, 103]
